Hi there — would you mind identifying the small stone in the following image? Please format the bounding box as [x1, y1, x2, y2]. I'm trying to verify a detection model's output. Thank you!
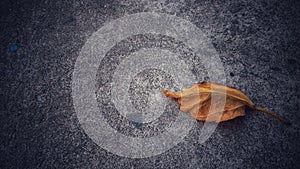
[9, 44, 18, 52]
[132, 122, 143, 129]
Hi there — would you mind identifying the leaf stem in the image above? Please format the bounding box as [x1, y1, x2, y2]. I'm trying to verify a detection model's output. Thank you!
[161, 90, 181, 99]
[253, 106, 291, 125]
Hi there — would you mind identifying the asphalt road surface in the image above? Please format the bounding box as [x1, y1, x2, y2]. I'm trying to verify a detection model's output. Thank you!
[1, 0, 300, 168]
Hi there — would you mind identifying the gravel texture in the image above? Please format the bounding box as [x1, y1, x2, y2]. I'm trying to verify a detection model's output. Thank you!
[1, 0, 300, 168]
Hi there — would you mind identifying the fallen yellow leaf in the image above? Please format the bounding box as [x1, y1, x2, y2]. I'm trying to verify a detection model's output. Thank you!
[162, 82, 290, 124]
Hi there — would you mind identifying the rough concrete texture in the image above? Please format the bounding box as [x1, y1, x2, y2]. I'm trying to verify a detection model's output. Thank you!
[1, 0, 300, 168]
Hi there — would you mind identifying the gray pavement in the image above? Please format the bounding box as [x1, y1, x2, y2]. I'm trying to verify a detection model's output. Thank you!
[1, 0, 300, 168]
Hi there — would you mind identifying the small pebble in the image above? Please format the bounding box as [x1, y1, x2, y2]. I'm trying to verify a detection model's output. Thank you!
[9, 44, 18, 52]
[132, 122, 143, 129]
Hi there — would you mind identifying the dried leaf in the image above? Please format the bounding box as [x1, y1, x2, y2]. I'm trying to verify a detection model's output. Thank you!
[162, 82, 290, 124]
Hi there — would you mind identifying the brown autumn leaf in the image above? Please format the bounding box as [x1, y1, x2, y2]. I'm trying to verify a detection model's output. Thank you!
[162, 82, 290, 124]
